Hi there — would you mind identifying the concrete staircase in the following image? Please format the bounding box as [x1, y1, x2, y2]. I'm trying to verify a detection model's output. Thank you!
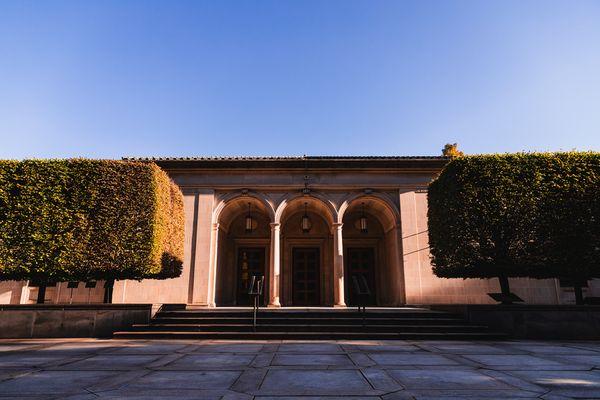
[113, 306, 506, 340]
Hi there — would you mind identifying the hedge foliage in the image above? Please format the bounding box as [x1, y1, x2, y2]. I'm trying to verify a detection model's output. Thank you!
[428, 153, 600, 281]
[0, 160, 184, 283]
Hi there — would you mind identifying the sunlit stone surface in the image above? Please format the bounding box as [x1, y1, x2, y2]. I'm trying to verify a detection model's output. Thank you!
[1, 338, 600, 398]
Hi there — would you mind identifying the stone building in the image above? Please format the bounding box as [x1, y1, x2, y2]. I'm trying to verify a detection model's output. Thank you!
[0, 156, 595, 305]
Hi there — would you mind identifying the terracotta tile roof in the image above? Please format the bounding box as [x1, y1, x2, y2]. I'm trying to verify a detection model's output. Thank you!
[121, 155, 449, 170]
[123, 155, 447, 161]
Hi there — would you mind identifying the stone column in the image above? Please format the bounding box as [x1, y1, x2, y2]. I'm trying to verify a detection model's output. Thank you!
[390, 225, 406, 305]
[207, 222, 220, 307]
[332, 222, 346, 307]
[189, 189, 215, 305]
[268, 222, 281, 307]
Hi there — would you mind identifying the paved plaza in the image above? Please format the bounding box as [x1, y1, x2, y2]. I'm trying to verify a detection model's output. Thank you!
[1, 339, 600, 399]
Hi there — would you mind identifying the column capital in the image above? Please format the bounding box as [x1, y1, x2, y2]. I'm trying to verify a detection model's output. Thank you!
[212, 222, 220, 230]
[331, 222, 343, 235]
[270, 222, 281, 229]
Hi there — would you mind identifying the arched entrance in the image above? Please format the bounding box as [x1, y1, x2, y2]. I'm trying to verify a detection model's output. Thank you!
[341, 196, 404, 306]
[278, 196, 336, 306]
[214, 196, 273, 306]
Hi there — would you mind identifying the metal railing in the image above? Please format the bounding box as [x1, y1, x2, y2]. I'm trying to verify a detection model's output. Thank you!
[248, 275, 264, 331]
[352, 275, 371, 327]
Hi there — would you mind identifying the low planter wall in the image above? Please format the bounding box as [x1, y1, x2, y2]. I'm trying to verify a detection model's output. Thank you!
[430, 304, 600, 339]
[0, 304, 152, 338]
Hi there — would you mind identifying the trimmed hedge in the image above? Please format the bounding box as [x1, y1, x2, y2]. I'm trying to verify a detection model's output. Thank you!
[0, 160, 184, 284]
[535, 153, 600, 289]
[428, 153, 600, 287]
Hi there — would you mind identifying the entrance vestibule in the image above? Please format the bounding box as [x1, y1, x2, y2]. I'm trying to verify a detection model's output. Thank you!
[214, 193, 405, 308]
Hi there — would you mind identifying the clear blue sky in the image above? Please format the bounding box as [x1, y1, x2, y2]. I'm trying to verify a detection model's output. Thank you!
[1, 0, 599, 159]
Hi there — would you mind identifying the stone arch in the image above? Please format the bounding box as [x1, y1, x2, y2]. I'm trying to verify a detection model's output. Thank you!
[340, 192, 405, 306]
[213, 191, 276, 230]
[275, 192, 337, 306]
[338, 193, 400, 232]
[212, 191, 274, 306]
[275, 192, 337, 227]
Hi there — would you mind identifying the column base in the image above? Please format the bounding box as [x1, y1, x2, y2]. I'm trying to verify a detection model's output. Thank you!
[333, 303, 347, 308]
[267, 301, 281, 308]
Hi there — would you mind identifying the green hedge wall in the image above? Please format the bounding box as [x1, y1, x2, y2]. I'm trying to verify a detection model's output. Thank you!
[0, 160, 184, 283]
[428, 153, 600, 281]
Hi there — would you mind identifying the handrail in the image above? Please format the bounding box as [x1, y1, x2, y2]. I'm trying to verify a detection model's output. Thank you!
[248, 275, 264, 331]
[352, 274, 371, 327]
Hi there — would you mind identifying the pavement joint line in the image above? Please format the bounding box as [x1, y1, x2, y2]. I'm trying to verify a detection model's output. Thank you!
[83, 387, 101, 397]
[87, 368, 156, 393]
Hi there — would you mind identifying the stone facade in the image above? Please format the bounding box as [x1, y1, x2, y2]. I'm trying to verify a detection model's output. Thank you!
[1, 156, 597, 306]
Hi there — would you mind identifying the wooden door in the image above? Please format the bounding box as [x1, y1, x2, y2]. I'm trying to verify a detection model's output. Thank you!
[237, 247, 266, 306]
[292, 247, 320, 306]
[346, 247, 377, 306]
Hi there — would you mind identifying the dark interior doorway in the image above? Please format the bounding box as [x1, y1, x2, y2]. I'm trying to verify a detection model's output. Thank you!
[292, 247, 320, 306]
[346, 247, 377, 306]
[237, 247, 266, 305]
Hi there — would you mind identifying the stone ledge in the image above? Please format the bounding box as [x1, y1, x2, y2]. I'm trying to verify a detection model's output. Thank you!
[0, 304, 152, 338]
[0, 304, 152, 311]
[429, 304, 600, 339]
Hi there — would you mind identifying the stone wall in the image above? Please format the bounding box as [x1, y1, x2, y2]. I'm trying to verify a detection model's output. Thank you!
[0, 304, 151, 338]
[432, 304, 600, 339]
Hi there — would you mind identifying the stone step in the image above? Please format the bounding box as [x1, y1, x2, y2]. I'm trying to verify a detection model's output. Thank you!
[132, 323, 492, 333]
[113, 330, 507, 340]
[155, 311, 461, 319]
[114, 306, 505, 340]
[179, 306, 435, 312]
[150, 316, 466, 325]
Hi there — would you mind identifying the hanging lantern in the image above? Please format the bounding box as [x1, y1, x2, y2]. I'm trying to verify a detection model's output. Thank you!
[245, 202, 254, 233]
[301, 202, 312, 233]
[359, 202, 368, 234]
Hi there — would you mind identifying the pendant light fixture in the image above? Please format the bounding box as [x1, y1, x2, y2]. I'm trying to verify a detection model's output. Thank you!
[359, 202, 368, 234]
[301, 202, 312, 233]
[245, 202, 254, 233]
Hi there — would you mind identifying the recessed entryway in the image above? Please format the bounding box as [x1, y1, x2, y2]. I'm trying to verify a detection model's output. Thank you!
[346, 247, 377, 306]
[292, 247, 320, 306]
[236, 247, 266, 306]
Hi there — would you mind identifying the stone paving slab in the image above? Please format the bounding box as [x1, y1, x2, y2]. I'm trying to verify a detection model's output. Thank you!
[1, 338, 600, 398]
[127, 370, 242, 389]
[277, 343, 343, 353]
[422, 343, 511, 354]
[0, 370, 119, 395]
[104, 343, 191, 355]
[257, 369, 376, 395]
[166, 353, 257, 369]
[345, 344, 421, 353]
[550, 354, 600, 368]
[505, 370, 600, 398]
[506, 344, 600, 355]
[368, 352, 459, 366]
[271, 353, 353, 366]
[256, 397, 380, 400]
[461, 354, 587, 370]
[58, 354, 162, 370]
[0, 353, 72, 368]
[191, 344, 265, 353]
